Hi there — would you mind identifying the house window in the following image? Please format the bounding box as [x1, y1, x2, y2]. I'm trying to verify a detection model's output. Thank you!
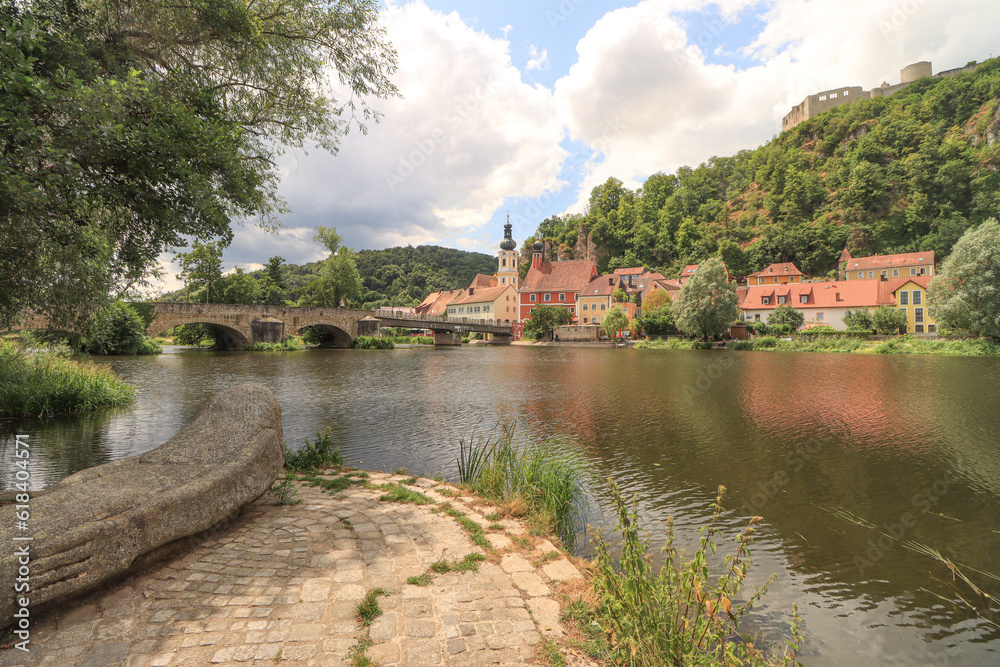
[857, 272, 863, 279]
[817, 313, 824, 321]
[915, 307, 924, 323]
[762, 296, 770, 305]
[544, 293, 551, 302]
[778, 296, 786, 304]
[893, 269, 899, 277]
[867, 271, 874, 278]
[843, 90, 850, 96]
[755, 314, 760, 321]
[830, 92, 838, 99]
[559, 293, 566, 301]
[910, 268, 917, 275]
[530, 294, 536, 302]
[881, 271, 887, 278]
[800, 295, 808, 304]
[502, 259, 506, 267]
[912, 290, 922, 305]
[915, 325, 924, 333]
[582, 303, 588, 311]
[928, 324, 937, 333]
[819, 95, 827, 101]
[899, 291, 908, 305]
[583, 317, 588, 324]
[601, 303, 606, 310]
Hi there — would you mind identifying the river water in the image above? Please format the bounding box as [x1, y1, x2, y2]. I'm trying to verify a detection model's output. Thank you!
[2, 344, 999, 665]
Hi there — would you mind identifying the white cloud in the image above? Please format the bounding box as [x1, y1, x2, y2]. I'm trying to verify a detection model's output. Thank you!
[553, 0, 1000, 208]
[263, 0, 567, 261]
[526, 45, 550, 71]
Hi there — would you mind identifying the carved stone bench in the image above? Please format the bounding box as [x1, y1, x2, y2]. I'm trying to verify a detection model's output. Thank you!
[0, 383, 284, 625]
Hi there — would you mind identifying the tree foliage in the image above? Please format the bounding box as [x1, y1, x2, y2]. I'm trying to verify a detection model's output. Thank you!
[0, 0, 397, 329]
[767, 304, 805, 330]
[299, 226, 361, 308]
[671, 259, 739, 340]
[872, 305, 908, 335]
[602, 307, 629, 339]
[523, 305, 572, 341]
[843, 308, 875, 332]
[175, 241, 224, 303]
[928, 219, 1000, 338]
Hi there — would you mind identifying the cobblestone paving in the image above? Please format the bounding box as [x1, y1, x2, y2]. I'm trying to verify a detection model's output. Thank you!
[1, 473, 594, 667]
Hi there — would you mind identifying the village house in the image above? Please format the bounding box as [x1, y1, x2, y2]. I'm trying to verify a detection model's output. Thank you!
[740, 276, 937, 333]
[747, 262, 803, 286]
[839, 249, 935, 280]
[415, 289, 462, 317]
[446, 284, 519, 323]
[578, 275, 625, 325]
[518, 241, 597, 321]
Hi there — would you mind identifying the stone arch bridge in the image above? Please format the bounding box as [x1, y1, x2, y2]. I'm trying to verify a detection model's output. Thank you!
[12, 303, 513, 348]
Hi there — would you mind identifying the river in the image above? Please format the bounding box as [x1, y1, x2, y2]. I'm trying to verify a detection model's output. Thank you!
[2, 344, 999, 665]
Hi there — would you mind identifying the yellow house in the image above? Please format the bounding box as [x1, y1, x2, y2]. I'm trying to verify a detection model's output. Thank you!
[578, 274, 625, 325]
[446, 284, 519, 323]
[840, 249, 935, 280]
[890, 278, 937, 334]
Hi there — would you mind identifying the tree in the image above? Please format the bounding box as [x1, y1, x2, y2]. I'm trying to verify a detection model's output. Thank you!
[522, 305, 572, 341]
[767, 304, 805, 330]
[602, 307, 629, 339]
[299, 227, 361, 308]
[929, 219, 1000, 338]
[175, 241, 224, 303]
[671, 258, 739, 340]
[264, 257, 288, 290]
[221, 268, 263, 305]
[643, 289, 672, 311]
[872, 305, 908, 335]
[639, 307, 677, 337]
[612, 288, 627, 303]
[78, 302, 161, 355]
[843, 308, 875, 332]
[0, 0, 397, 329]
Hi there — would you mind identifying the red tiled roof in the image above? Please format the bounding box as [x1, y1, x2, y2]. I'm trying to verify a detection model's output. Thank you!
[521, 258, 597, 293]
[643, 272, 666, 281]
[844, 251, 935, 272]
[681, 264, 699, 277]
[742, 276, 933, 310]
[470, 273, 498, 289]
[581, 274, 621, 297]
[450, 284, 514, 305]
[415, 289, 461, 316]
[749, 262, 803, 278]
[614, 267, 645, 276]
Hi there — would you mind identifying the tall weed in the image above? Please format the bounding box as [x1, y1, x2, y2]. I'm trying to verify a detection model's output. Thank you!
[285, 429, 344, 471]
[590, 479, 801, 666]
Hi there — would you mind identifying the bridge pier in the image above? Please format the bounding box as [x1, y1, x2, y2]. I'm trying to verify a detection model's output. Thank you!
[433, 331, 463, 346]
[485, 334, 512, 345]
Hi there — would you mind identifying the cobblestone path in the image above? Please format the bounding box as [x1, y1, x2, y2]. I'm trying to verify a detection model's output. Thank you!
[1, 473, 595, 667]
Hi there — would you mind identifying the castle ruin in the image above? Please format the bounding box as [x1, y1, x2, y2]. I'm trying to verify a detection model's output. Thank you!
[781, 61, 976, 132]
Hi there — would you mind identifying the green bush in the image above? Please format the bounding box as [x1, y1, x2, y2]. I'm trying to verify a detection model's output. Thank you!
[753, 335, 779, 349]
[349, 335, 395, 350]
[80, 302, 162, 355]
[0, 342, 136, 417]
[285, 429, 345, 471]
[243, 336, 304, 351]
[799, 325, 837, 336]
[590, 480, 801, 666]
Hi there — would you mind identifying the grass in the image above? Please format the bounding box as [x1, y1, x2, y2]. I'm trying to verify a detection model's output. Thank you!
[376, 483, 433, 504]
[406, 574, 433, 587]
[268, 480, 300, 505]
[284, 429, 344, 471]
[729, 334, 1000, 356]
[586, 479, 801, 666]
[429, 553, 486, 574]
[633, 338, 709, 350]
[0, 341, 136, 417]
[401, 476, 418, 485]
[457, 423, 586, 549]
[346, 636, 374, 667]
[538, 638, 567, 667]
[242, 335, 305, 352]
[349, 335, 395, 350]
[303, 475, 354, 492]
[440, 503, 491, 550]
[356, 588, 388, 626]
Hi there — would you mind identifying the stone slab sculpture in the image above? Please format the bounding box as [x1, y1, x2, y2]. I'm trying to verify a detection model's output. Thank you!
[0, 383, 284, 625]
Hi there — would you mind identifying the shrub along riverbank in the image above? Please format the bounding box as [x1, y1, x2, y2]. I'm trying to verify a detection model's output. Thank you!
[729, 334, 1000, 355]
[0, 342, 135, 417]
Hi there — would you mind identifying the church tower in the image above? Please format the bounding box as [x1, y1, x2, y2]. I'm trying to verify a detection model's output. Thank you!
[497, 216, 520, 289]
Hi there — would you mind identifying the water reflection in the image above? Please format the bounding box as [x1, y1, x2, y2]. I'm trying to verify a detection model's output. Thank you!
[1, 345, 998, 663]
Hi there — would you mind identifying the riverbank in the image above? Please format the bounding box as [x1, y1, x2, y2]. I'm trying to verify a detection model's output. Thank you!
[632, 335, 1000, 355]
[0, 471, 597, 666]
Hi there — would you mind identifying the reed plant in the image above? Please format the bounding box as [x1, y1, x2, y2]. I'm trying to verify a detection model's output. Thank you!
[457, 424, 585, 548]
[0, 342, 136, 417]
[284, 429, 344, 471]
[589, 479, 801, 666]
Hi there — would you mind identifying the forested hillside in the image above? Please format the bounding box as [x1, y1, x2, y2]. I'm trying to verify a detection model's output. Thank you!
[164, 245, 496, 308]
[524, 58, 1000, 279]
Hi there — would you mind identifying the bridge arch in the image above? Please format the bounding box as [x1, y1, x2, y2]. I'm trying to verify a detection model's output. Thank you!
[295, 323, 352, 348]
[148, 316, 250, 350]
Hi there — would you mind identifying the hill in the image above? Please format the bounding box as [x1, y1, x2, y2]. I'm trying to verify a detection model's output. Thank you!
[524, 57, 1000, 279]
[163, 245, 497, 308]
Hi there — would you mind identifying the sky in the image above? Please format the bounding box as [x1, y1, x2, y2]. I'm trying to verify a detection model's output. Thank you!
[153, 0, 1000, 292]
